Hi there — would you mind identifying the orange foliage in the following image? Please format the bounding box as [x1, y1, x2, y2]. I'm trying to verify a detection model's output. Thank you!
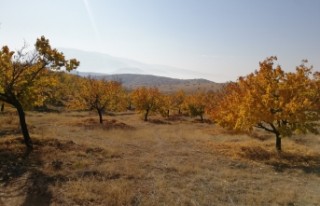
[69, 77, 126, 123]
[210, 57, 319, 151]
[131, 87, 162, 121]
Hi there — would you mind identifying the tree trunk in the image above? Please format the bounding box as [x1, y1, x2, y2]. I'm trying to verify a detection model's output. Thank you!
[144, 109, 149, 121]
[200, 114, 204, 122]
[178, 108, 181, 115]
[1, 103, 4, 112]
[276, 134, 281, 152]
[97, 109, 103, 124]
[15, 101, 33, 149]
[167, 110, 170, 118]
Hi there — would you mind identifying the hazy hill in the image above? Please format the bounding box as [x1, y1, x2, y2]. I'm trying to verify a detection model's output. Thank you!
[60, 48, 224, 92]
[60, 48, 210, 80]
[74, 72, 224, 93]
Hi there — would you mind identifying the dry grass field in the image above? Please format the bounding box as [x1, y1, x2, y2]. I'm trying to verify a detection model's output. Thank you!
[0, 109, 320, 206]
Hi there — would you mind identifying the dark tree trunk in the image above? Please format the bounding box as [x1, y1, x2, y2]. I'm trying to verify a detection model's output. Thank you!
[257, 123, 282, 152]
[15, 101, 33, 149]
[268, 123, 282, 152]
[200, 114, 204, 122]
[276, 134, 281, 152]
[1, 103, 4, 112]
[167, 110, 170, 118]
[97, 109, 103, 124]
[144, 109, 149, 121]
[178, 108, 181, 115]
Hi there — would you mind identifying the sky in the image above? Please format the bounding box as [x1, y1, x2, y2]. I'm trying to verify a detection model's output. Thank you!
[0, 0, 319, 82]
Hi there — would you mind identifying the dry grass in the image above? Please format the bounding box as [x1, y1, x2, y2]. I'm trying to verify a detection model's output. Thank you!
[0, 109, 320, 205]
[206, 138, 320, 172]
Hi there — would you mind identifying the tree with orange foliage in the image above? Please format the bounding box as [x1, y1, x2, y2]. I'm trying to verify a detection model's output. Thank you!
[210, 57, 319, 151]
[42, 71, 83, 109]
[70, 77, 126, 124]
[171, 89, 186, 115]
[159, 94, 172, 118]
[131, 87, 162, 121]
[185, 91, 207, 122]
[0, 36, 79, 149]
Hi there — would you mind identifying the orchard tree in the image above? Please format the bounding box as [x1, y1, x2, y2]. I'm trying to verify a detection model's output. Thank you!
[210, 82, 242, 124]
[185, 91, 207, 122]
[131, 87, 162, 121]
[172, 89, 186, 115]
[205, 90, 219, 118]
[210, 57, 319, 151]
[70, 77, 126, 124]
[159, 94, 172, 118]
[0, 36, 79, 149]
[48, 71, 85, 108]
[30, 69, 62, 110]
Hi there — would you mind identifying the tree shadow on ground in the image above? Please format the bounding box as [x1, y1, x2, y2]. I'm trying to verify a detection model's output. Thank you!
[0, 137, 114, 205]
[148, 118, 171, 125]
[270, 152, 320, 174]
[192, 118, 213, 124]
[20, 171, 53, 206]
[0, 129, 21, 137]
[0, 138, 63, 206]
[239, 145, 320, 174]
[74, 118, 135, 130]
[166, 114, 187, 122]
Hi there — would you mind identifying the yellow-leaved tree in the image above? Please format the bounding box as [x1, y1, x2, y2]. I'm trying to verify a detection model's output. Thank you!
[0, 36, 79, 149]
[68, 77, 126, 124]
[185, 91, 208, 122]
[159, 94, 173, 119]
[210, 57, 319, 151]
[41, 71, 82, 109]
[171, 89, 186, 115]
[131, 87, 162, 121]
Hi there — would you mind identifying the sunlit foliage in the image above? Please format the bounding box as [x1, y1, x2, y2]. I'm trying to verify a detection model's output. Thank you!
[131, 87, 162, 121]
[185, 91, 208, 122]
[0, 36, 79, 148]
[69, 77, 126, 124]
[210, 57, 319, 151]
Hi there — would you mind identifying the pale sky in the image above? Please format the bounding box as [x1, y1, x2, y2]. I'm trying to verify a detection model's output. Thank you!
[0, 0, 319, 82]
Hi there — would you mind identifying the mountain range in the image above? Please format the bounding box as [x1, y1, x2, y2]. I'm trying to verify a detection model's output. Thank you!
[61, 48, 224, 92]
[73, 73, 224, 93]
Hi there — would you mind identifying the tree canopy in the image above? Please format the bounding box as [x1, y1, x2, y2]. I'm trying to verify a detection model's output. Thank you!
[185, 91, 208, 122]
[210, 57, 319, 151]
[0, 36, 79, 148]
[131, 87, 162, 121]
[68, 77, 126, 124]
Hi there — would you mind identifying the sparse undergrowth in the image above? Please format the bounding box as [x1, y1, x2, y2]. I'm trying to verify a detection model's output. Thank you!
[0, 111, 320, 205]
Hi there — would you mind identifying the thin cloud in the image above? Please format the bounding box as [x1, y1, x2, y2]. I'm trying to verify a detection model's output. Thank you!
[82, 0, 101, 41]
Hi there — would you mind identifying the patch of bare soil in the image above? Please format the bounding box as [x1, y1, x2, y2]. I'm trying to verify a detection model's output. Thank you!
[75, 118, 134, 130]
